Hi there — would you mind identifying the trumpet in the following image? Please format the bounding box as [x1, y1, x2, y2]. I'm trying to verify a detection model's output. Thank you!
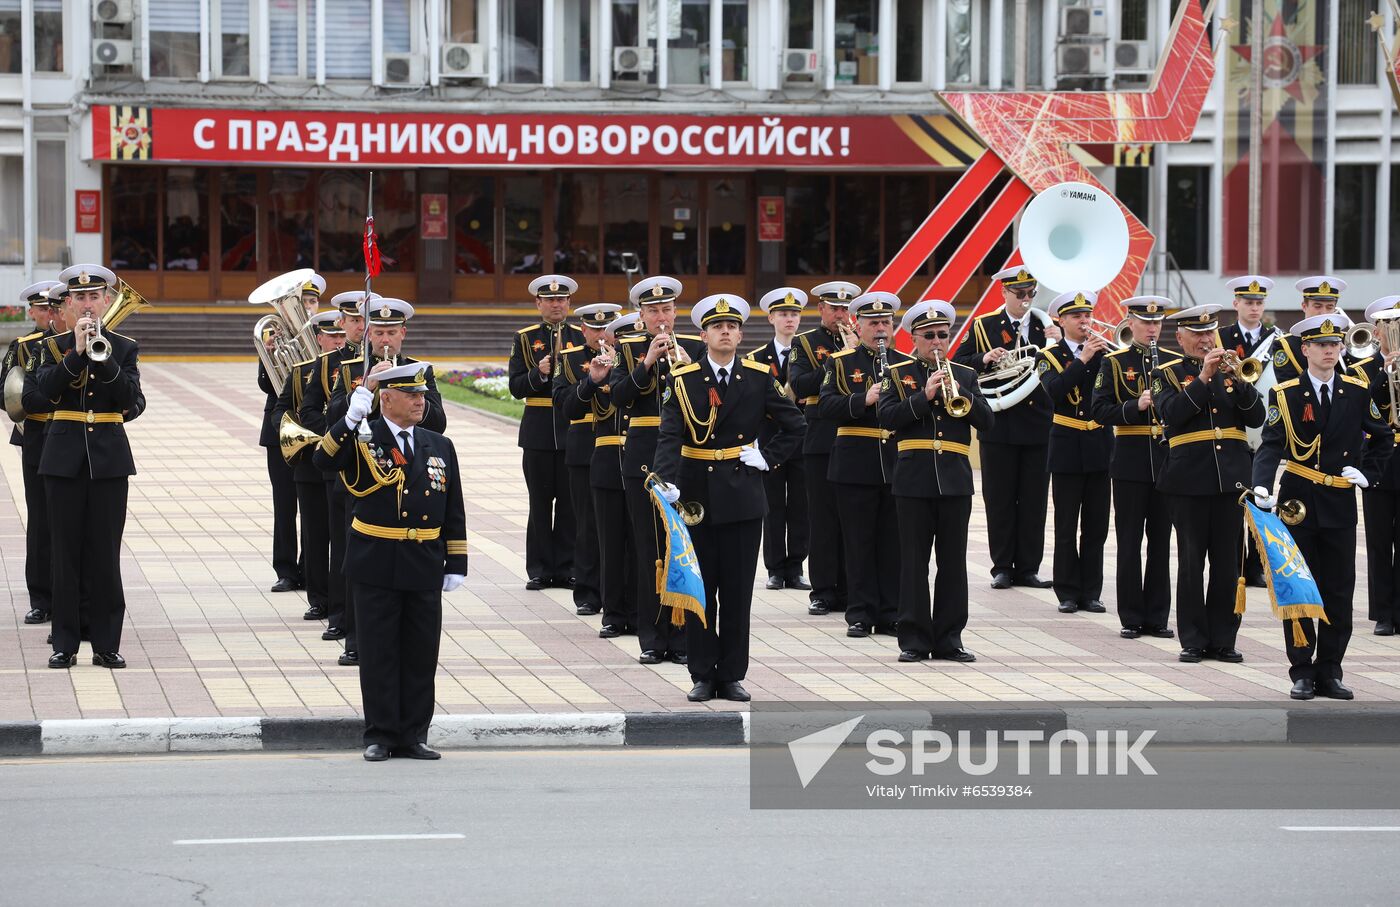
[1345, 322, 1377, 360]
[932, 350, 972, 418]
[594, 337, 616, 370]
[87, 278, 151, 363]
[1219, 349, 1262, 382]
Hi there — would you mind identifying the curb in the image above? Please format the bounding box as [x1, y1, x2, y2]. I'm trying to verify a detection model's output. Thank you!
[3, 706, 1400, 756]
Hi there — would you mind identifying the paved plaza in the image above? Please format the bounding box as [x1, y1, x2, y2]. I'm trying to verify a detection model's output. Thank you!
[2, 360, 1399, 722]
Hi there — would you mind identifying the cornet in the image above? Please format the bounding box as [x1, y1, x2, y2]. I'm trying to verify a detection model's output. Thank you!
[837, 318, 859, 351]
[932, 350, 972, 418]
[1219, 350, 1262, 382]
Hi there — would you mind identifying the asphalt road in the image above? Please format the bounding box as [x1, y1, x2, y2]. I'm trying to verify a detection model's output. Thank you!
[2, 748, 1399, 905]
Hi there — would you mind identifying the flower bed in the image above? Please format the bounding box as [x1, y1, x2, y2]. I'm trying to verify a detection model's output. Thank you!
[440, 368, 512, 402]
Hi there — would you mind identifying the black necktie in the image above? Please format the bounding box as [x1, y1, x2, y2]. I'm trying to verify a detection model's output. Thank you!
[398, 429, 413, 461]
[1318, 383, 1331, 426]
[718, 367, 729, 399]
[777, 350, 787, 375]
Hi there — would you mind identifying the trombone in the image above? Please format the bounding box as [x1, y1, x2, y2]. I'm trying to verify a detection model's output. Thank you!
[1087, 317, 1131, 351]
[932, 350, 972, 418]
[87, 278, 152, 363]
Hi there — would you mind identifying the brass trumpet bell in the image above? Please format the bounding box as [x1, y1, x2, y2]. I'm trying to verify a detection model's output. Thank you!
[1278, 499, 1306, 526]
[677, 501, 705, 526]
[278, 411, 322, 465]
[1220, 350, 1262, 383]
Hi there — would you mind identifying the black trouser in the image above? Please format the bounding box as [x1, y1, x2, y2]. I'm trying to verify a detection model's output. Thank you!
[351, 581, 441, 748]
[896, 495, 973, 656]
[327, 481, 353, 642]
[624, 476, 685, 656]
[296, 479, 329, 609]
[1169, 493, 1242, 651]
[267, 446, 300, 582]
[593, 485, 636, 629]
[568, 465, 601, 609]
[833, 481, 900, 629]
[1363, 488, 1400, 624]
[46, 474, 128, 654]
[1112, 477, 1172, 630]
[1051, 470, 1110, 606]
[803, 453, 846, 608]
[22, 458, 51, 613]
[1287, 525, 1355, 682]
[522, 448, 575, 581]
[762, 456, 809, 578]
[688, 517, 762, 684]
[979, 441, 1049, 579]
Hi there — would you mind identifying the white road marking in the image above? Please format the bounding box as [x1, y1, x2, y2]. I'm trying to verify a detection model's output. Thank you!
[174, 833, 466, 845]
[1280, 827, 1400, 832]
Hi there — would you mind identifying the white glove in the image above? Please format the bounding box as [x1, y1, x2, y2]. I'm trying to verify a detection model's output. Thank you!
[1341, 466, 1369, 489]
[442, 574, 465, 592]
[657, 483, 681, 504]
[739, 443, 770, 472]
[1251, 485, 1277, 510]
[345, 385, 374, 424]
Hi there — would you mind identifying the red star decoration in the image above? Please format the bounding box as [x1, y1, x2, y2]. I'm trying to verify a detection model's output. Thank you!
[850, 369, 865, 383]
[1124, 367, 1138, 383]
[1231, 11, 1324, 104]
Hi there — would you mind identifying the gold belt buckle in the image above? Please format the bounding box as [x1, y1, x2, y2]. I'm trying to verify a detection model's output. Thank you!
[713, 449, 726, 461]
[406, 528, 418, 541]
[1213, 427, 1222, 440]
[932, 440, 943, 452]
[86, 411, 96, 424]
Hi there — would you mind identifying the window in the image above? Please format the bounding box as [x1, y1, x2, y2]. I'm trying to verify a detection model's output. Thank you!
[34, 140, 65, 262]
[555, 173, 601, 274]
[503, 175, 544, 274]
[326, 1, 370, 79]
[220, 171, 259, 271]
[784, 0, 818, 82]
[374, 171, 418, 271]
[110, 169, 159, 271]
[720, 0, 748, 82]
[895, 0, 922, 83]
[834, 175, 879, 273]
[268, 0, 316, 79]
[835, 0, 878, 85]
[671, 0, 710, 85]
[1338, 0, 1378, 85]
[0, 157, 20, 263]
[611, 0, 657, 85]
[1000, 0, 1043, 88]
[383, 0, 413, 55]
[32, 0, 61, 72]
[557, 0, 591, 82]
[150, 0, 201, 78]
[318, 171, 364, 272]
[946, 0, 971, 84]
[706, 177, 747, 275]
[785, 174, 830, 275]
[451, 173, 495, 274]
[217, 0, 252, 77]
[501, 0, 543, 83]
[1120, 0, 1149, 40]
[270, 169, 314, 273]
[603, 173, 649, 274]
[1, 3, 21, 75]
[1165, 165, 1209, 271]
[1333, 165, 1376, 270]
[884, 174, 930, 275]
[658, 176, 699, 274]
[1390, 166, 1400, 270]
[448, 0, 480, 41]
[161, 168, 208, 270]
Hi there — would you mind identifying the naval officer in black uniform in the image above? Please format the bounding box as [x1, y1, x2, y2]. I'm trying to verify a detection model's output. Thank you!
[315, 361, 467, 760]
[653, 294, 806, 702]
[1352, 296, 1400, 636]
[1270, 276, 1349, 384]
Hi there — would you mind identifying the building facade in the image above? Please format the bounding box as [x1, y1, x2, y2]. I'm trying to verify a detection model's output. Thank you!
[0, 0, 1395, 316]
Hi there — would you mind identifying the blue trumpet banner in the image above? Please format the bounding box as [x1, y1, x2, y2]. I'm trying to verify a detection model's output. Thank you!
[1241, 500, 1327, 645]
[647, 483, 708, 628]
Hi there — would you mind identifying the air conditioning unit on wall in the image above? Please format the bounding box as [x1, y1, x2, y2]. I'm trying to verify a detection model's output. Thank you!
[1060, 4, 1107, 38]
[93, 0, 135, 25]
[613, 46, 656, 75]
[93, 38, 134, 66]
[383, 53, 426, 86]
[783, 48, 820, 76]
[442, 43, 487, 78]
[1057, 43, 1107, 77]
[1114, 40, 1152, 72]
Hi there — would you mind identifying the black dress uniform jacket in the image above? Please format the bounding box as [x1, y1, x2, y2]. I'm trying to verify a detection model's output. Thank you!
[553, 344, 600, 469]
[28, 330, 141, 479]
[273, 358, 327, 482]
[510, 321, 585, 450]
[8, 329, 53, 460]
[1350, 355, 1400, 488]
[746, 339, 803, 462]
[1037, 340, 1113, 473]
[878, 357, 993, 497]
[571, 365, 627, 491]
[1219, 323, 1281, 360]
[608, 332, 707, 478]
[1090, 343, 1173, 482]
[297, 343, 357, 437]
[953, 306, 1053, 443]
[1152, 357, 1266, 494]
[328, 353, 446, 435]
[818, 344, 912, 484]
[788, 325, 845, 454]
[652, 358, 806, 523]
[257, 363, 281, 447]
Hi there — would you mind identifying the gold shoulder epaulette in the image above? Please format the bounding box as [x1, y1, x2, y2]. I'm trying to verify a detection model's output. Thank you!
[293, 357, 316, 369]
[17, 331, 43, 344]
[740, 358, 770, 375]
[672, 362, 701, 377]
[1350, 356, 1375, 370]
[744, 344, 766, 360]
[108, 331, 135, 342]
[1275, 378, 1301, 390]
[1342, 373, 1369, 389]
[1156, 356, 1182, 369]
[888, 349, 914, 363]
[621, 334, 647, 346]
[516, 325, 538, 335]
[1105, 346, 1130, 358]
[561, 344, 583, 354]
[951, 360, 976, 375]
[677, 332, 702, 341]
[831, 349, 856, 359]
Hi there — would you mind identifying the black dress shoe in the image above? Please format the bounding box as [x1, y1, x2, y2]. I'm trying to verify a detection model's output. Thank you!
[687, 680, 714, 702]
[1080, 600, 1106, 613]
[1144, 626, 1176, 639]
[1246, 572, 1267, 589]
[990, 572, 1014, 590]
[1376, 620, 1396, 636]
[1315, 678, 1355, 700]
[1014, 574, 1054, 589]
[23, 608, 50, 625]
[786, 575, 812, 591]
[638, 650, 663, 665]
[338, 650, 359, 666]
[303, 605, 327, 621]
[1058, 600, 1078, 613]
[846, 622, 871, 638]
[363, 744, 391, 762]
[322, 626, 346, 641]
[898, 650, 927, 662]
[48, 652, 76, 669]
[718, 681, 751, 702]
[1212, 648, 1244, 663]
[667, 651, 688, 665]
[1289, 678, 1316, 700]
[1120, 626, 1142, 639]
[92, 652, 126, 669]
[575, 604, 601, 616]
[598, 624, 623, 638]
[932, 648, 977, 663]
[270, 578, 297, 593]
[395, 743, 442, 760]
[1179, 647, 1207, 663]
[765, 574, 785, 590]
[525, 577, 546, 591]
[808, 600, 830, 616]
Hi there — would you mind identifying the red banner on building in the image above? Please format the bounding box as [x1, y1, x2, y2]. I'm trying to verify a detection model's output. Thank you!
[757, 196, 785, 242]
[420, 193, 449, 240]
[89, 106, 983, 169]
[75, 190, 101, 233]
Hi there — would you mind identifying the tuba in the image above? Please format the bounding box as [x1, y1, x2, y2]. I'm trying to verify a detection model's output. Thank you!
[251, 268, 320, 392]
[87, 278, 152, 363]
[978, 306, 1052, 412]
[1017, 181, 1131, 294]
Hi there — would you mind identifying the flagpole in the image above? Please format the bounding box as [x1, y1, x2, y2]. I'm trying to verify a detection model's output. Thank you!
[356, 171, 377, 442]
[1247, 0, 1263, 274]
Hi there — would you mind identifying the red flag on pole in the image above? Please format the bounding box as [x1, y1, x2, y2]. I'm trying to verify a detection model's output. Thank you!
[363, 215, 382, 278]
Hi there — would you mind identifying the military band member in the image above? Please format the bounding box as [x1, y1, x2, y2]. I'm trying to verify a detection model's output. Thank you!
[588, 312, 643, 638]
[820, 291, 910, 637]
[326, 298, 445, 667]
[609, 276, 705, 664]
[6, 280, 62, 625]
[1090, 297, 1176, 638]
[879, 301, 993, 663]
[746, 287, 811, 591]
[1251, 314, 1392, 700]
[1153, 304, 1265, 664]
[653, 295, 806, 702]
[1270, 277, 1348, 384]
[1037, 291, 1113, 614]
[953, 267, 1057, 590]
[314, 362, 467, 760]
[509, 275, 585, 591]
[787, 281, 858, 615]
[29, 265, 142, 669]
[271, 310, 344, 624]
[300, 291, 373, 642]
[1349, 296, 1400, 637]
[553, 302, 622, 617]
